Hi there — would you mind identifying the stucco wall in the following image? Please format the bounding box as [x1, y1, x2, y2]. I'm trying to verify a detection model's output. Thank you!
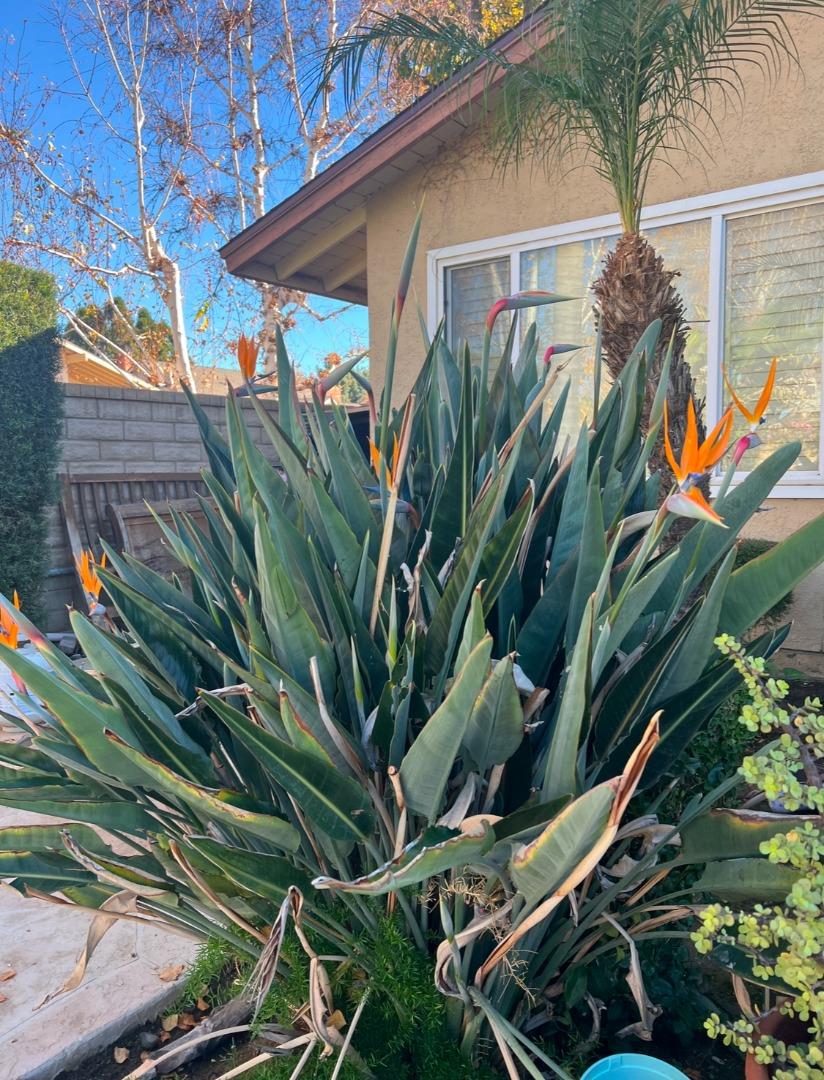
[366, 12, 824, 402]
[364, 18, 824, 656]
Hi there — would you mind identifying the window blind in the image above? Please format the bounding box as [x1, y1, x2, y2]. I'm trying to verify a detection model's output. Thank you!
[446, 257, 511, 367]
[724, 203, 824, 472]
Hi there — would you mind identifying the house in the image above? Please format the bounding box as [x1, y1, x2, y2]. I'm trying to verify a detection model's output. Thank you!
[221, 12, 824, 656]
[59, 339, 157, 390]
[60, 340, 256, 395]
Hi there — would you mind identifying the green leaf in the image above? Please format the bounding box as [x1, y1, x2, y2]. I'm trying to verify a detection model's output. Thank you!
[657, 547, 736, 700]
[313, 823, 495, 895]
[565, 471, 606, 652]
[0, 851, 93, 888]
[491, 795, 572, 848]
[516, 556, 577, 685]
[189, 837, 311, 900]
[695, 858, 799, 903]
[542, 598, 593, 801]
[681, 808, 817, 862]
[548, 424, 590, 580]
[719, 509, 824, 635]
[455, 587, 486, 673]
[206, 696, 375, 844]
[253, 503, 336, 699]
[593, 548, 677, 681]
[69, 612, 210, 769]
[430, 349, 475, 569]
[105, 731, 301, 850]
[424, 445, 521, 683]
[0, 644, 149, 787]
[651, 443, 801, 617]
[463, 655, 524, 772]
[511, 784, 615, 907]
[400, 636, 493, 820]
[478, 483, 535, 616]
[0, 789, 155, 833]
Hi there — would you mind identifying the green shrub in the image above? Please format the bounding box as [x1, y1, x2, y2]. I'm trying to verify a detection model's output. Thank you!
[0, 262, 62, 623]
[693, 636, 824, 1079]
[2, 225, 824, 1075]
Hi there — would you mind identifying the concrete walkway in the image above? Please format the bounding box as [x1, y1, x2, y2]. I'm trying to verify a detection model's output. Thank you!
[0, 802, 198, 1080]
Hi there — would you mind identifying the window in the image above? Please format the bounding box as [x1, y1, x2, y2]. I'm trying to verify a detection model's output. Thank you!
[724, 203, 824, 474]
[445, 257, 511, 367]
[517, 220, 710, 437]
[432, 171, 824, 492]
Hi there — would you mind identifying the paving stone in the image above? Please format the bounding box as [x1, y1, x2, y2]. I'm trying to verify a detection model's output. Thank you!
[0, 805, 198, 1080]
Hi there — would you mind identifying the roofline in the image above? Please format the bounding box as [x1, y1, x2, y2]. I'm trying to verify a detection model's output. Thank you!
[59, 338, 157, 390]
[220, 14, 545, 276]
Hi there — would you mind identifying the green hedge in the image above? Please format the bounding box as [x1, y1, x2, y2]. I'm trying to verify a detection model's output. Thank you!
[0, 262, 63, 623]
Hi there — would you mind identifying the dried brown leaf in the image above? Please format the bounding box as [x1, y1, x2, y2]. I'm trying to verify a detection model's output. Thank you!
[114, 1046, 129, 1064]
[158, 963, 186, 983]
[161, 1013, 179, 1032]
[0, 970, 15, 982]
[197, 997, 210, 1012]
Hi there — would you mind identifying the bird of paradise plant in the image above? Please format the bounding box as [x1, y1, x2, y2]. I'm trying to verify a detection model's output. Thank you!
[726, 357, 778, 465]
[3, 225, 824, 1079]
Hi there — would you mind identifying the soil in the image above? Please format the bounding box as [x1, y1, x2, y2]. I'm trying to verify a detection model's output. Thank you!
[785, 673, 824, 706]
[55, 1016, 263, 1080]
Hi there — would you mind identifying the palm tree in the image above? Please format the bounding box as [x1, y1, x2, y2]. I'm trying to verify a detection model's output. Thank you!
[321, 0, 823, 485]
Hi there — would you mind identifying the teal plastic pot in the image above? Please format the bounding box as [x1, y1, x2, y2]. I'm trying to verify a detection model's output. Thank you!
[582, 1054, 689, 1080]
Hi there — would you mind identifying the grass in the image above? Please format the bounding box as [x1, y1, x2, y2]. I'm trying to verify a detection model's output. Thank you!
[170, 918, 494, 1080]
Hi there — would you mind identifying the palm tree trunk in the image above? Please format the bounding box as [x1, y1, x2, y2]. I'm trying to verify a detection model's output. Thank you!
[592, 232, 707, 499]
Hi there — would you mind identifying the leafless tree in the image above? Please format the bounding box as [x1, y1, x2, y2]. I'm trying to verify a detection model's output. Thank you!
[0, 0, 395, 384]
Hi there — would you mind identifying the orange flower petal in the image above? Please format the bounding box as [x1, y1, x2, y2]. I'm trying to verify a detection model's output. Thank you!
[700, 408, 734, 472]
[368, 439, 382, 479]
[754, 357, 778, 422]
[682, 398, 700, 476]
[723, 369, 756, 425]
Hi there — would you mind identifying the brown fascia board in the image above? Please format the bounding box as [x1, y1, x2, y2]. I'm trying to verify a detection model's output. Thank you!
[220, 14, 546, 279]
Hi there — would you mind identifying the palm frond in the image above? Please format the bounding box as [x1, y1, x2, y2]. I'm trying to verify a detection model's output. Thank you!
[318, 0, 824, 233]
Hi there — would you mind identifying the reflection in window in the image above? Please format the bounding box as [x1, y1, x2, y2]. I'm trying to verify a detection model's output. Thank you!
[446, 258, 511, 369]
[724, 204, 824, 473]
[519, 220, 711, 439]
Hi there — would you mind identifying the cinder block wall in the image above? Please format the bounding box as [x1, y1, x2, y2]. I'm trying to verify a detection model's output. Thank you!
[46, 384, 280, 631]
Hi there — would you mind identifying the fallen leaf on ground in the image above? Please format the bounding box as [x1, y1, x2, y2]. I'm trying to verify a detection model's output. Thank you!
[0, 970, 15, 982]
[161, 1013, 179, 1032]
[178, 1012, 197, 1031]
[197, 997, 210, 1012]
[158, 963, 186, 982]
[0, 993, 7, 1004]
[113, 1047, 129, 1064]
[159, 1030, 171, 1044]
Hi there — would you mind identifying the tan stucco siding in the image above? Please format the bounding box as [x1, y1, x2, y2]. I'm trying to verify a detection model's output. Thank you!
[366, 13, 824, 405]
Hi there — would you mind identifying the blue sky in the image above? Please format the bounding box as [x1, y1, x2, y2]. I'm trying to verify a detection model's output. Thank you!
[0, 5, 370, 373]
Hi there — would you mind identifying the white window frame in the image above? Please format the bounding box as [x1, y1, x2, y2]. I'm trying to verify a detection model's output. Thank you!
[427, 169, 824, 498]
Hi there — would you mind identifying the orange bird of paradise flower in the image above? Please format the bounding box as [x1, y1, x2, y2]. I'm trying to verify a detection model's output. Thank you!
[663, 401, 733, 526]
[725, 358, 777, 430]
[237, 333, 259, 380]
[369, 433, 400, 487]
[77, 549, 107, 603]
[725, 358, 778, 465]
[0, 591, 21, 649]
